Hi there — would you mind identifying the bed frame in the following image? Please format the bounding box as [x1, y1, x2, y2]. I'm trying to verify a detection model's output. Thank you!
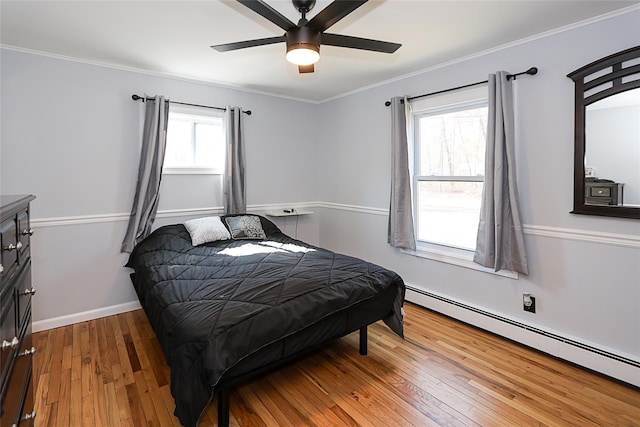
[215, 326, 369, 426]
[210, 283, 396, 427]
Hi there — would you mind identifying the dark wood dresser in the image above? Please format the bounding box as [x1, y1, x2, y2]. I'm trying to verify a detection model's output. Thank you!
[1, 195, 36, 426]
[585, 181, 624, 205]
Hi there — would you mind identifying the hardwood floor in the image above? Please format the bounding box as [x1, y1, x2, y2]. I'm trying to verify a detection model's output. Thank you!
[33, 303, 640, 426]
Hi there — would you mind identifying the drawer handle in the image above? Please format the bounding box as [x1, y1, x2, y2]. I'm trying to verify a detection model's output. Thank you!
[19, 346, 36, 357]
[21, 228, 34, 236]
[22, 287, 36, 296]
[4, 242, 23, 251]
[11, 410, 37, 426]
[1, 336, 20, 351]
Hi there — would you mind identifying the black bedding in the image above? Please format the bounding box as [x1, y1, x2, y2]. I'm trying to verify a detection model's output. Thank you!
[126, 215, 405, 427]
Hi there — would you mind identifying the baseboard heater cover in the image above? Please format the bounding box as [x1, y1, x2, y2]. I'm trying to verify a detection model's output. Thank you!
[406, 285, 640, 369]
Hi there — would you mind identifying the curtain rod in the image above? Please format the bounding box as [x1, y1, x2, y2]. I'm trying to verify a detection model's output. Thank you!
[384, 67, 538, 106]
[131, 94, 252, 115]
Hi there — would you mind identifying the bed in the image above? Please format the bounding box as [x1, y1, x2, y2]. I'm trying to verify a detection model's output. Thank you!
[126, 214, 405, 427]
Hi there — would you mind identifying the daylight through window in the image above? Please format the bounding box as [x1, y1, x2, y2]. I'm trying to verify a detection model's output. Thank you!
[164, 104, 225, 174]
[412, 86, 488, 251]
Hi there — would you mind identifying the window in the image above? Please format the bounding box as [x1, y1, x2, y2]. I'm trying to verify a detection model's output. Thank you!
[164, 104, 225, 174]
[412, 85, 488, 252]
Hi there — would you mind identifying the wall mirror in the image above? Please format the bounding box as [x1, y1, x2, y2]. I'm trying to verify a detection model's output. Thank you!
[568, 46, 640, 219]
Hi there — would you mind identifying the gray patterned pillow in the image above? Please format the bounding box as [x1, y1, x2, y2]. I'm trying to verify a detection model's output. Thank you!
[225, 215, 267, 240]
[183, 216, 231, 246]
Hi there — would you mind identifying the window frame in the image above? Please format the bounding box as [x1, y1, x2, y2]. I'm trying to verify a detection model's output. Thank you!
[413, 98, 488, 251]
[163, 104, 226, 175]
[407, 84, 517, 278]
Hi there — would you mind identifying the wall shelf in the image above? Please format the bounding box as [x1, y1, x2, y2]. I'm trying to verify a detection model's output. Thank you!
[265, 210, 313, 217]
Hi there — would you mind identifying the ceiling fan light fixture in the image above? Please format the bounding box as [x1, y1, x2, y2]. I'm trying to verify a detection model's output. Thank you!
[286, 44, 320, 66]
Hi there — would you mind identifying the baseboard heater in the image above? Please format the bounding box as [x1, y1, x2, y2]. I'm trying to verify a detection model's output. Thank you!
[407, 285, 640, 369]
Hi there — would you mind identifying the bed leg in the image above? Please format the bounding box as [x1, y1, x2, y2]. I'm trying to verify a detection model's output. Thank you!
[218, 388, 230, 427]
[359, 326, 368, 355]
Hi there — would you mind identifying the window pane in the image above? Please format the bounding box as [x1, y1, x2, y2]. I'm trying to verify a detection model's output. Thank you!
[416, 181, 483, 250]
[165, 119, 193, 166]
[418, 107, 487, 176]
[164, 108, 225, 172]
[194, 123, 224, 168]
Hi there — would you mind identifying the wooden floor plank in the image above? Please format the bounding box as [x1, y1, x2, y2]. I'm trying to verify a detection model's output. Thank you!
[32, 303, 640, 427]
[69, 354, 83, 427]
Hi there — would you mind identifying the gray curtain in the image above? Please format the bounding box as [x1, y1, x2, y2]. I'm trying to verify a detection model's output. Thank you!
[224, 106, 246, 214]
[474, 72, 529, 274]
[121, 95, 170, 253]
[388, 96, 416, 250]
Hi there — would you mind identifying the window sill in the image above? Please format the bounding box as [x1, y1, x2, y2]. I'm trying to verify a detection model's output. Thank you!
[401, 245, 518, 279]
[163, 167, 223, 175]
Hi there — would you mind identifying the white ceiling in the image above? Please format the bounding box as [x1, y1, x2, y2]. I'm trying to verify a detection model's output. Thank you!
[1, 0, 637, 102]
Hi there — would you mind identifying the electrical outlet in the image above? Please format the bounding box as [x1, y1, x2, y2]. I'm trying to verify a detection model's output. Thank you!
[523, 293, 536, 313]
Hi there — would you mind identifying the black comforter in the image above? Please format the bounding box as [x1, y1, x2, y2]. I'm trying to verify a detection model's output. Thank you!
[126, 217, 405, 426]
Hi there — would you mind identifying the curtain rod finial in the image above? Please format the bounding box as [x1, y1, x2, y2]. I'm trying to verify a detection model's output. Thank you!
[527, 67, 538, 76]
[132, 94, 144, 102]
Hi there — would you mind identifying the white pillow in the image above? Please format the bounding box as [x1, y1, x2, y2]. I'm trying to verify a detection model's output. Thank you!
[183, 216, 231, 246]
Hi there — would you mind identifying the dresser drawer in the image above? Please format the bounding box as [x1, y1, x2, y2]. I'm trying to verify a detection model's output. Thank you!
[0, 217, 19, 286]
[15, 265, 33, 333]
[14, 366, 35, 427]
[16, 210, 32, 266]
[588, 186, 611, 197]
[0, 313, 31, 426]
[1, 289, 17, 390]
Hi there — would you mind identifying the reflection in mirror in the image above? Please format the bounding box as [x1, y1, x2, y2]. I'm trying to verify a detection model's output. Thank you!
[585, 88, 640, 207]
[568, 46, 640, 219]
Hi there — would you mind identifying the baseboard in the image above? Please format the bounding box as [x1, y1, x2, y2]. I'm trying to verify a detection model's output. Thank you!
[31, 286, 640, 387]
[405, 286, 640, 388]
[33, 300, 141, 332]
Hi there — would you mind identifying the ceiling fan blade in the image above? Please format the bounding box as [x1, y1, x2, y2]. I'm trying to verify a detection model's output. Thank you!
[298, 64, 314, 73]
[307, 0, 368, 32]
[321, 33, 401, 53]
[238, 0, 297, 31]
[211, 36, 285, 52]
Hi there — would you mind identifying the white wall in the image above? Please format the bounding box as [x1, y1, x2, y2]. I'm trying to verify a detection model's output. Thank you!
[315, 10, 640, 382]
[0, 49, 320, 324]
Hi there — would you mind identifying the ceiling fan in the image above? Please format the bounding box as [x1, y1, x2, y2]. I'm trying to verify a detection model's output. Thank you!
[211, 0, 401, 73]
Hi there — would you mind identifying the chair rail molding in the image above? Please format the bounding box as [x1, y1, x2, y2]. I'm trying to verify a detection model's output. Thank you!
[29, 202, 639, 249]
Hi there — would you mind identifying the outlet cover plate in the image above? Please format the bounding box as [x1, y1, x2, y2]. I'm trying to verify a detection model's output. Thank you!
[524, 296, 536, 313]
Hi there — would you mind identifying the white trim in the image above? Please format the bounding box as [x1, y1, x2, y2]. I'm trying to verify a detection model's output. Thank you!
[401, 246, 519, 279]
[29, 202, 638, 249]
[30, 204, 319, 228]
[4, 6, 636, 105]
[318, 202, 639, 249]
[0, 44, 316, 105]
[33, 300, 141, 332]
[405, 286, 640, 387]
[163, 167, 224, 175]
[317, 201, 388, 216]
[321, 5, 640, 103]
[31, 206, 225, 228]
[523, 224, 640, 249]
[31, 282, 640, 386]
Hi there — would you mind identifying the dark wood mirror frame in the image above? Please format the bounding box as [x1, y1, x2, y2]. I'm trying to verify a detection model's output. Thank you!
[568, 46, 640, 219]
